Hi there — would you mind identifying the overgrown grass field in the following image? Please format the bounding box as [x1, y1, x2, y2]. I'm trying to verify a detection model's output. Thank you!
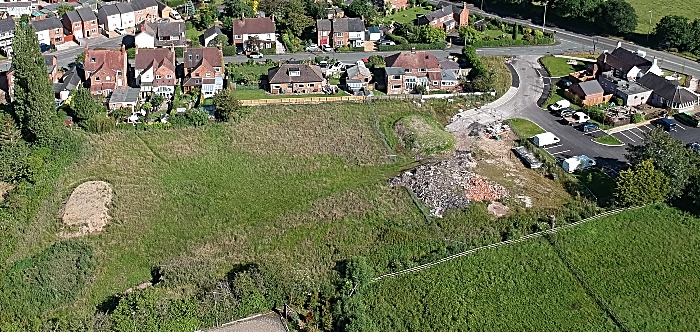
[365, 204, 700, 330]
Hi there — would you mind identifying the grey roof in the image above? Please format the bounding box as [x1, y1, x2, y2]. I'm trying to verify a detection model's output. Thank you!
[43, 55, 55, 73]
[76, 7, 97, 21]
[385, 67, 404, 76]
[99, 4, 120, 16]
[368, 26, 380, 34]
[0, 61, 12, 73]
[109, 88, 141, 103]
[637, 73, 699, 104]
[332, 17, 364, 33]
[54, 66, 83, 93]
[64, 10, 82, 23]
[131, 0, 158, 11]
[268, 64, 324, 84]
[422, 4, 465, 21]
[0, 1, 33, 8]
[577, 80, 604, 95]
[116, 2, 134, 14]
[441, 69, 457, 81]
[347, 63, 371, 79]
[30, 18, 63, 32]
[317, 19, 331, 31]
[439, 60, 460, 70]
[203, 25, 222, 40]
[0, 18, 14, 34]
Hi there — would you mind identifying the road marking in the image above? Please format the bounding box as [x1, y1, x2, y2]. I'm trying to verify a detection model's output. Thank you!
[617, 131, 635, 142]
[551, 149, 570, 155]
[643, 125, 653, 131]
[677, 124, 686, 130]
[543, 144, 564, 150]
[628, 129, 644, 139]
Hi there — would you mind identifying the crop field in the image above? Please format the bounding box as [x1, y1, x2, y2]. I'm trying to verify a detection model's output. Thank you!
[365, 205, 700, 330]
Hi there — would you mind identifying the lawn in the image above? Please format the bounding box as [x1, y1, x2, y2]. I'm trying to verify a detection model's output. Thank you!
[543, 86, 581, 110]
[233, 88, 349, 100]
[365, 205, 700, 330]
[227, 63, 274, 83]
[506, 118, 545, 138]
[540, 56, 585, 77]
[383, 6, 430, 24]
[628, 0, 700, 34]
[593, 135, 624, 146]
[481, 55, 513, 94]
[186, 27, 203, 44]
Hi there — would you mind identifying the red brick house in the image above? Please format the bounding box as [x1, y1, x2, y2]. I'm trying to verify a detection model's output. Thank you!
[30, 18, 64, 46]
[374, 0, 408, 11]
[417, 2, 469, 30]
[231, 17, 276, 52]
[567, 80, 609, 106]
[62, 7, 98, 39]
[383, 50, 460, 94]
[131, 0, 159, 24]
[267, 64, 325, 94]
[182, 47, 224, 97]
[83, 45, 128, 97]
[134, 47, 176, 97]
[2, 55, 62, 101]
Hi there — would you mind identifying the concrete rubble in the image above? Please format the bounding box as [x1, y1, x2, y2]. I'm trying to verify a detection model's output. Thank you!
[389, 152, 509, 218]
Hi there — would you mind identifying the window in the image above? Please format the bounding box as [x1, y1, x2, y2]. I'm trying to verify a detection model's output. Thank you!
[287, 84, 292, 88]
[418, 68, 427, 72]
[404, 69, 412, 73]
[156, 75, 161, 79]
[94, 76, 100, 81]
[116, 70, 122, 76]
[206, 72, 211, 77]
[391, 84, 401, 90]
[336, 40, 344, 46]
[335, 32, 343, 37]
[196, 54, 199, 60]
[307, 83, 314, 87]
[215, 68, 220, 72]
[91, 57, 96, 63]
[322, 31, 328, 36]
[432, 81, 438, 85]
[188, 55, 192, 60]
[272, 85, 279, 89]
[91, 20, 96, 24]
[137, 10, 142, 14]
[106, 76, 111, 81]
[234, 34, 242, 39]
[166, 74, 172, 79]
[75, 22, 81, 27]
[55, 28, 59, 33]
[195, 79, 200, 84]
[392, 75, 401, 80]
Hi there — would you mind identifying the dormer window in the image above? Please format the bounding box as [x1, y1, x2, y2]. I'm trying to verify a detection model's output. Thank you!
[206, 72, 211, 77]
[91, 58, 96, 63]
[288, 68, 300, 76]
[156, 75, 161, 79]
[106, 76, 110, 81]
[94, 76, 100, 81]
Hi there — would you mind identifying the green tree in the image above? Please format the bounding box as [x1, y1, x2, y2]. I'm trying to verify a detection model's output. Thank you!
[614, 159, 668, 206]
[653, 15, 693, 51]
[0, 114, 29, 182]
[419, 25, 447, 44]
[367, 55, 386, 69]
[11, 22, 59, 143]
[458, 25, 482, 45]
[57, 3, 75, 16]
[626, 127, 692, 199]
[69, 87, 102, 123]
[0, 113, 22, 145]
[284, 12, 314, 36]
[75, 51, 85, 64]
[595, 0, 637, 35]
[472, 69, 496, 91]
[151, 94, 165, 111]
[223, 0, 255, 19]
[196, 4, 218, 29]
[554, 0, 603, 20]
[207, 33, 229, 47]
[348, 0, 379, 24]
[213, 88, 246, 122]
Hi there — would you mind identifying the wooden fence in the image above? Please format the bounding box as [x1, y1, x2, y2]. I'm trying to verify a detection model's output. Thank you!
[240, 95, 366, 106]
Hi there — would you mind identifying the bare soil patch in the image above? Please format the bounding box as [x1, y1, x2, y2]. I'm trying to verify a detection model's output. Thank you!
[58, 181, 113, 238]
[0, 181, 13, 202]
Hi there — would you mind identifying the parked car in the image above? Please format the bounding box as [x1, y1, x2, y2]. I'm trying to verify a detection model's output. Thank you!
[305, 44, 320, 52]
[115, 27, 126, 35]
[158, 18, 170, 23]
[579, 122, 600, 133]
[549, 99, 571, 111]
[380, 40, 396, 46]
[566, 112, 590, 125]
[249, 52, 263, 59]
[562, 155, 596, 173]
[558, 107, 575, 118]
[170, 11, 182, 20]
[654, 118, 678, 131]
[322, 44, 333, 52]
[318, 61, 328, 68]
[557, 78, 573, 89]
[686, 142, 700, 153]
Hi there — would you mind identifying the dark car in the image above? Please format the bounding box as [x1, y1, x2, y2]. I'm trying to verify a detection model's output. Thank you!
[687, 142, 700, 154]
[654, 118, 678, 132]
[558, 107, 575, 118]
[557, 79, 573, 89]
[580, 122, 600, 133]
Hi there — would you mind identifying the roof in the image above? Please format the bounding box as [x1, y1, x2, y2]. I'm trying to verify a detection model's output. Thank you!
[316, 19, 331, 31]
[441, 69, 458, 81]
[43, 55, 55, 73]
[139, 21, 186, 46]
[368, 26, 380, 34]
[439, 60, 460, 70]
[98, 4, 120, 16]
[600, 47, 652, 73]
[0, 18, 14, 33]
[54, 66, 83, 93]
[576, 80, 604, 96]
[384, 67, 404, 76]
[76, 7, 97, 21]
[385, 51, 440, 69]
[422, 4, 465, 21]
[30, 17, 62, 32]
[268, 64, 324, 84]
[0, 2, 32, 8]
[109, 88, 140, 103]
[183, 47, 222, 69]
[134, 48, 174, 70]
[64, 10, 81, 22]
[203, 25, 222, 40]
[346, 62, 371, 78]
[84, 48, 125, 73]
[130, 0, 158, 11]
[332, 17, 365, 33]
[116, 2, 134, 14]
[232, 17, 275, 35]
[637, 73, 699, 104]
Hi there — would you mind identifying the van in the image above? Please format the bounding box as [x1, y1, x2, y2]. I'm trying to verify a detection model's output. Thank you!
[532, 132, 561, 147]
[657, 118, 678, 132]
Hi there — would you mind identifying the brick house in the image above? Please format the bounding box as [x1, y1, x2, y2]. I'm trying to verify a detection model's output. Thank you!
[597, 71, 652, 106]
[231, 17, 276, 52]
[83, 45, 128, 97]
[384, 67, 406, 94]
[417, 2, 469, 30]
[566, 80, 609, 106]
[0, 17, 15, 56]
[134, 47, 176, 98]
[131, 0, 159, 24]
[331, 17, 365, 48]
[182, 47, 224, 97]
[316, 19, 331, 47]
[2, 55, 62, 101]
[636, 73, 699, 111]
[134, 21, 186, 48]
[30, 18, 64, 46]
[267, 64, 325, 94]
[383, 50, 460, 94]
[63, 7, 98, 39]
[373, 0, 408, 11]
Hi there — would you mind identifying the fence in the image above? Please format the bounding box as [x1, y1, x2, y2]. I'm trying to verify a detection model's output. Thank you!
[240, 95, 366, 106]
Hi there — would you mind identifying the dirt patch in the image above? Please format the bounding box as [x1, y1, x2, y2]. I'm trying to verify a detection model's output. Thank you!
[58, 181, 113, 238]
[0, 182, 13, 202]
[487, 202, 509, 217]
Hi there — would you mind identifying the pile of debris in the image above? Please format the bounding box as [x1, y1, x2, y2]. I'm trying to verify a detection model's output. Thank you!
[388, 152, 508, 217]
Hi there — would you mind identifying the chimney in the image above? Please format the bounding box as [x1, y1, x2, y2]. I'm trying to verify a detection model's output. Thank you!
[616, 41, 621, 49]
[241, 12, 245, 19]
[170, 44, 175, 65]
[463, 1, 467, 9]
[271, 13, 274, 23]
[652, 57, 658, 67]
[135, 44, 138, 55]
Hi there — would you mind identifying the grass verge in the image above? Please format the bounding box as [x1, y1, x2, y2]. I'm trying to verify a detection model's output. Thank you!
[505, 118, 545, 138]
[540, 56, 585, 77]
[593, 135, 623, 146]
[232, 89, 349, 100]
[382, 6, 430, 24]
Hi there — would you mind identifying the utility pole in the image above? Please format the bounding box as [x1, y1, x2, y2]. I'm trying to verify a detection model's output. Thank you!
[480, 0, 484, 11]
[213, 290, 220, 327]
[542, 1, 549, 33]
[593, 38, 598, 53]
[647, 10, 653, 41]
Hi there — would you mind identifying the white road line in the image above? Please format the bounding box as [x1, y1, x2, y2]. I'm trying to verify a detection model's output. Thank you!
[617, 131, 635, 142]
[628, 129, 644, 139]
[543, 144, 564, 150]
[643, 125, 653, 131]
[677, 124, 686, 130]
[551, 150, 571, 155]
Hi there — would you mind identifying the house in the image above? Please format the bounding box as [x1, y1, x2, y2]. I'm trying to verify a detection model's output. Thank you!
[1, 55, 61, 101]
[0, 1, 34, 18]
[332, 17, 365, 48]
[598, 71, 652, 106]
[53, 65, 84, 101]
[133, 47, 176, 97]
[384, 67, 406, 94]
[156, 1, 171, 20]
[44, 54, 60, 84]
[383, 50, 460, 94]
[0, 17, 14, 56]
[384, 0, 409, 10]
[231, 17, 275, 52]
[182, 47, 224, 97]
[567, 79, 610, 106]
[316, 19, 331, 47]
[636, 73, 699, 111]
[30, 18, 64, 46]
[83, 45, 128, 96]
[134, 21, 186, 48]
[98, 2, 135, 31]
[595, 43, 663, 81]
[63, 7, 99, 39]
[417, 2, 469, 31]
[326, 7, 344, 19]
[116, 2, 136, 29]
[267, 64, 325, 94]
[80, 0, 98, 11]
[439, 60, 466, 78]
[345, 60, 371, 92]
[108, 87, 140, 110]
[367, 26, 381, 42]
[130, 0, 159, 24]
[202, 25, 222, 47]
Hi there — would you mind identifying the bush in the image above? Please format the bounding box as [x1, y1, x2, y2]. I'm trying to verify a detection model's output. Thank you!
[631, 113, 645, 124]
[175, 47, 184, 58]
[377, 42, 446, 51]
[335, 46, 365, 52]
[674, 112, 700, 127]
[385, 33, 409, 45]
[222, 45, 237, 56]
[83, 113, 116, 134]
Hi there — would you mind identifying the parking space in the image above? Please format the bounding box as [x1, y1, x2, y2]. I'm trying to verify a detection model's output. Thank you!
[541, 143, 575, 160]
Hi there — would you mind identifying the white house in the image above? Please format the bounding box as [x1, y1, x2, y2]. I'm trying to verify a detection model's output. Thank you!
[367, 26, 381, 41]
[116, 2, 135, 29]
[98, 4, 122, 31]
[0, 1, 34, 18]
[231, 17, 276, 51]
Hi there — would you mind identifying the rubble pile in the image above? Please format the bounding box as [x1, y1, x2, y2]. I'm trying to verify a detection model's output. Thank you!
[388, 152, 508, 217]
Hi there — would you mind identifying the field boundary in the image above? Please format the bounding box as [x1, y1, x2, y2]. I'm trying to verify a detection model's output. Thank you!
[372, 206, 643, 282]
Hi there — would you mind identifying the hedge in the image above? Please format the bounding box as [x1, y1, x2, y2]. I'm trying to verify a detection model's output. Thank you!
[335, 46, 365, 53]
[674, 112, 700, 127]
[385, 33, 409, 45]
[472, 38, 555, 48]
[378, 42, 447, 52]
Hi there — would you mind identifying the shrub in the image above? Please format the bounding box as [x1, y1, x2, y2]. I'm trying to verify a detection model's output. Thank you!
[83, 113, 116, 133]
[385, 33, 408, 45]
[377, 42, 446, 51]
[222, 45, 237, 56]
[631, 113, 645, 124]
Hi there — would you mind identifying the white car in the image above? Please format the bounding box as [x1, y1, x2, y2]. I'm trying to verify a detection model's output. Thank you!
[322, 45, 333, 52]
[114, 27, 126, 35]
[380, 40, 396, 46]
[305, 44, 320, 52]
[170, 11, 182, 20]
[249, 52, 263, 59]
[549, 99, 571, 111]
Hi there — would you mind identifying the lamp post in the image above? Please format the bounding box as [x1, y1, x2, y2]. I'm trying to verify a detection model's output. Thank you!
[593, 38, 599, 53]
[542, 1, 549, 33]
[480, 0, 484, 11]
[647, 10, 653, 41]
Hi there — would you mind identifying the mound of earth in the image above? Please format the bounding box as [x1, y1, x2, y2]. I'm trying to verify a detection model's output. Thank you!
[59, 181, 113, 238]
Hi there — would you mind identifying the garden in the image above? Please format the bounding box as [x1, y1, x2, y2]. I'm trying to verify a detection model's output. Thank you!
[460, 14, 556, 48]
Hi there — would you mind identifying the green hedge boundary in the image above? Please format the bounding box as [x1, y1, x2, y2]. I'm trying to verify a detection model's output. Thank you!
[472, 38, 555, 48]
[378, 42, 447, 52]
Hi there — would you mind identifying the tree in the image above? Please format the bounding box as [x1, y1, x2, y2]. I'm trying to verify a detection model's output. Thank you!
[196, 4, 218, 29]
[0, 113, 21, 145]
[595, 0, 637, 35]
[626, 127, 693, 199]
[512, 23, 518, 39]
[367, 55, 385, 69]
[654, 15, 693, 51]
[57, 3, 75, 16]
[213, 89, 246, 122]
[75, 51, 85, 64]
[284, 12, 314, 36]
[207, 33, 229, 47]
[458, 25, 482, 45]
[472, 69, 496, 91]
[223, 0, 255, 19]
[419, 25, 447, 44]
[69, 87, 102, 123]
[11, 23, 59, 143]
[151, 94, 165, 111]
[614, 159, 668, 206]
[554, 0, 603, 20]
[347, 0, 379, 24]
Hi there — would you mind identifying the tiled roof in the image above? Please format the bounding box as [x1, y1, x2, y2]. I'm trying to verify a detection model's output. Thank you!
[84, 48, 125, 74]
[385, 51, 440, 69]
[0, 18, 14, 33]
[600, 47, 652, 73]
[317, 19, 331, 31]
[332, 17, 364, 32]
[203, 25, 222, 40]
[422, 4, 465, 21]
[76, 7, 97, 21]
[64, 10, 81, 23]
[131, 0, 158, 11]
[183, 47, 222, 69]
[134, 48, 173, 70]
[637, 73, 699, 104]
[268, 64, 324, 84]
[30, 17, 62, 32]
[98, 4, 120, 16]
[576, 80, 604, 95]
[115, 2, 134, 14]
[109, 88, 140, 103]
[232, 17, 275, 35]
[384, 67, 404, 76]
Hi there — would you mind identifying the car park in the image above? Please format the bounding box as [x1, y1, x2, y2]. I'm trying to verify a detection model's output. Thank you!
[249, 52, 263, 59]
[654, 118, 678, 132]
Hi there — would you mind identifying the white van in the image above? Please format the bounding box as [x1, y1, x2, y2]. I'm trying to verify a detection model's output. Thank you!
[532, 132, 561, 147]
[549, 100, 571, 111]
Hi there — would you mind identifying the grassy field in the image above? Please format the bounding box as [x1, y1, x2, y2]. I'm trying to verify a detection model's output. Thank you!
[540, 56, 585, 77]
[629, 0, 700, 34]
[383, 6, 430, 24]
[366, 204, 700, 330]
[394, 115, 455, 157]
[232, 89, 349, 100]
[506, 118, 545, 138]
[227, 63, 275, 82]
[594, 135, 624, 146]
